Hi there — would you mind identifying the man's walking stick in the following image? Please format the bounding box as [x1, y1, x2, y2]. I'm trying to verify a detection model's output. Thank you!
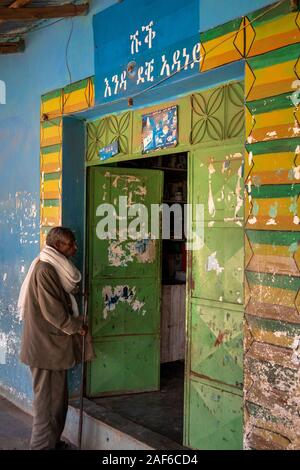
[77, 292, 88, 450]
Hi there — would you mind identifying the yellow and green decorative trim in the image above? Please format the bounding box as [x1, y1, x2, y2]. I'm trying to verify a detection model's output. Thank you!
[245, 43, 300, 101]
[40, 144, 62, 174]
[41, 88, 63, 121]
[63, 77, 94, 114]
[246, 1, 300, 57]
[200, 17, 244, 72]
[40, 77, 95, 246]
[200, 1, 300, 72]
[40, 117, 62, 147]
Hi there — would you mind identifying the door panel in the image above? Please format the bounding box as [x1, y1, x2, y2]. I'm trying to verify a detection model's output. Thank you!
[87, 167, 163, 396]
[192, 226, 244, 304]
[184, 139, 244, 449]
[90, 336, 160, 395]
[187, 377, 243, 450]
[191, 143, 244, 223]
[190, 300, 243, 387]
[89, 168, 161, 278]
[90, 278, 160, 337]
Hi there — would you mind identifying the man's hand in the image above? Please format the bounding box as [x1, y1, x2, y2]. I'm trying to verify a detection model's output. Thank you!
[78, 324, 88, 336]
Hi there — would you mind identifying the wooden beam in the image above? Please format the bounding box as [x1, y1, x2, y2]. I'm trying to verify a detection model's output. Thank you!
[0, 4, 89, 21]
[9, 1, 33, 8]
[0, 39, 25, 53]
[0, 1, 32, 25]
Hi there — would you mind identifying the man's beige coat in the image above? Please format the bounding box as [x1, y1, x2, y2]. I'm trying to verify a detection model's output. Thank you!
[20, 261, 83, 370]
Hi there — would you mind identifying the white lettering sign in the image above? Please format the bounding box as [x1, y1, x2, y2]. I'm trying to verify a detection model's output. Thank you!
[130, 30, 141, 54]
[142, 21, 156, 49]
[104, 18, 201, 99]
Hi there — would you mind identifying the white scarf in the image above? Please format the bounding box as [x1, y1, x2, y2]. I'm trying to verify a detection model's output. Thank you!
[18, 245, 81, 320]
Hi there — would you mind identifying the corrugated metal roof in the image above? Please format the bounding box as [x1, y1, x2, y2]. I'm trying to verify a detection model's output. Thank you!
[0, 0, 86, 42]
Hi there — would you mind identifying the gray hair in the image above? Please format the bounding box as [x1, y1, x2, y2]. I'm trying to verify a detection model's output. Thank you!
[46, 226, 75, 248]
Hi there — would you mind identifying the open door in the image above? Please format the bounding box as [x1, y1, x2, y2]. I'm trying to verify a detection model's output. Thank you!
[184, 142, 244, 449]
[87, 166, 163, 396]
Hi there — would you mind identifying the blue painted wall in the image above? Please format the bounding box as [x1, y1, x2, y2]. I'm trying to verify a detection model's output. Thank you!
[0, 0, 277, 409]
[0, 0, 117, 409]
[200, 0, 276, 30]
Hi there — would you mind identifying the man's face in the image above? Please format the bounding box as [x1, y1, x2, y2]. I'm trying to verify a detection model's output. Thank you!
[55, 235, 78, 258]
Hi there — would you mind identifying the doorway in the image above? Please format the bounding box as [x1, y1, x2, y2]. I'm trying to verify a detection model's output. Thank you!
[86, 152, 188, 445]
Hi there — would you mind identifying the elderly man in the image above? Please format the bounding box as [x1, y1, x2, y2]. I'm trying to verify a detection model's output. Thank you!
[19, 226, 88, 450]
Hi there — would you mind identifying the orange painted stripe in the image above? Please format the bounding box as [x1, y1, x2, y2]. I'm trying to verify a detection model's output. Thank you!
[246, 215, 300, 230]
[63, 100, 89, 114]
[41, 216, 61, 226]
[246, 299, 300, 324]
[251, 123, 300, 142]
[248, 79, 297, 101]
[41, 136, 62, 147]
[249, 169, 299, 185]
[40, 162, 62, 173]
[40, 108, 62, 121]
[249, 197, 299, 217]
[41, 191, 61, 200]
[246, 254, 299, 277]
[201, 49, 242, 71]
[65, 101, 88, 113]
[248, 29, 300, 57]
[40, 216, 61, 227]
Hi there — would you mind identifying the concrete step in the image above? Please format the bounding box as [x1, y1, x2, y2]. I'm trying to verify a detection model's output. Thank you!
[66, 398, 187, 450]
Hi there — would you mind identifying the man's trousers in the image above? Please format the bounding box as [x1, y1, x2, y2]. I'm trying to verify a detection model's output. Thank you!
[30, 367, 68, 450]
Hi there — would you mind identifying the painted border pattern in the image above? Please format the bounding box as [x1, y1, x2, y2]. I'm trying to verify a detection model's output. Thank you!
[244, 2, 300, 450]
[200, 0, 300, 450]
[40, 77, 94, 246]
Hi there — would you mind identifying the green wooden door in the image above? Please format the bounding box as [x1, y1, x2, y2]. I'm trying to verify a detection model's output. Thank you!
[184, 81, 245, 449]
[184, 137, 245, 450]
[87, 166, 163, 396]
[184, 141, 244, 449]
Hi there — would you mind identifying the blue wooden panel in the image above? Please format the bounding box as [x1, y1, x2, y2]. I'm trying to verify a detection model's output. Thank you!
[93, 0, 200, 105]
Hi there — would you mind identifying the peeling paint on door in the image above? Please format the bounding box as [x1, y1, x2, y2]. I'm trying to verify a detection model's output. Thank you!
[208, 161, 216, 217]
[234, 165, 243, 218]
[102, 285, 146, 319]
[108, 238, 156, 267]
[88, 167, 162, 396]
[206, 251, 224, 275]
